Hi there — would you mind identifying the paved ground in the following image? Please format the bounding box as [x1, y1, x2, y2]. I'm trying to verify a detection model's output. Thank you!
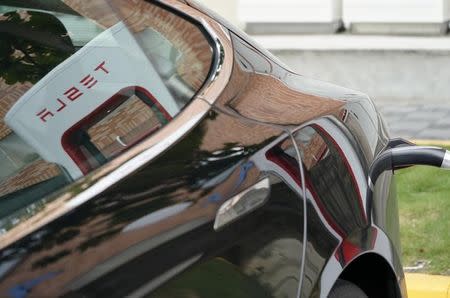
[377, 103, 450, 141]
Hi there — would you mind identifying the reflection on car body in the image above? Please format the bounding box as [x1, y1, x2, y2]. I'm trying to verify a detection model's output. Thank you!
[0, 0, 413, 297]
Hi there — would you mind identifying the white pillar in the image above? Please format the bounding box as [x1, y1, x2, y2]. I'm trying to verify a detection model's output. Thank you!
[197, 0, 241, 28]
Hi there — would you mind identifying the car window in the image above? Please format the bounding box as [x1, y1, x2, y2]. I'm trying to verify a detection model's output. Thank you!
[0, 1, 214, 220]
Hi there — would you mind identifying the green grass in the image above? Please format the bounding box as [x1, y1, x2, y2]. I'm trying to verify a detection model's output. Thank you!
[396, 144, 450, 275]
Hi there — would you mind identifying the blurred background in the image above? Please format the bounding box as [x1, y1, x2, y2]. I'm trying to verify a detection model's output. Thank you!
[199, 0, 450, 142]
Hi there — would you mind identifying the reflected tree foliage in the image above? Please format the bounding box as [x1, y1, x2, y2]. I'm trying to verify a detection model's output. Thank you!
[0, 10, 74, 85]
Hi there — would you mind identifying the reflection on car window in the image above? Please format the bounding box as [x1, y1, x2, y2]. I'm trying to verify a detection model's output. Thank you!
[294, 125, 366, 234]
[0, 1, 213, 220]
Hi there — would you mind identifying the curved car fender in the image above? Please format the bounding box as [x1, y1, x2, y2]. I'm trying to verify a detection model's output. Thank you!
[319, 225, 405, 298]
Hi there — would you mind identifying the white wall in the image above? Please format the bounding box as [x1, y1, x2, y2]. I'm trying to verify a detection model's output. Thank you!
[344, 0, 450, 23]
[239, 0, 342, 23]
[233, 0, 450, 26]
[197, 0, 240, 27]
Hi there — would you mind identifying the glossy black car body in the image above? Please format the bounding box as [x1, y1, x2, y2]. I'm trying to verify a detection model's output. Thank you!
[0, 1, 405, 297]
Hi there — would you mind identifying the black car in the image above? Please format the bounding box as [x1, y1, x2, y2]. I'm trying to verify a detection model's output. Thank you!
[0, 1, 449, 297]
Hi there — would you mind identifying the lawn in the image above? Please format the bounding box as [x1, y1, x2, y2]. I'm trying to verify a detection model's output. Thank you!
[396, 144, 450, 275]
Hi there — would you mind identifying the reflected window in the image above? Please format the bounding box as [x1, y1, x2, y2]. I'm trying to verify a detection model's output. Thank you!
[293, 125, 366, 235]
[0, 133, 39, 181]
